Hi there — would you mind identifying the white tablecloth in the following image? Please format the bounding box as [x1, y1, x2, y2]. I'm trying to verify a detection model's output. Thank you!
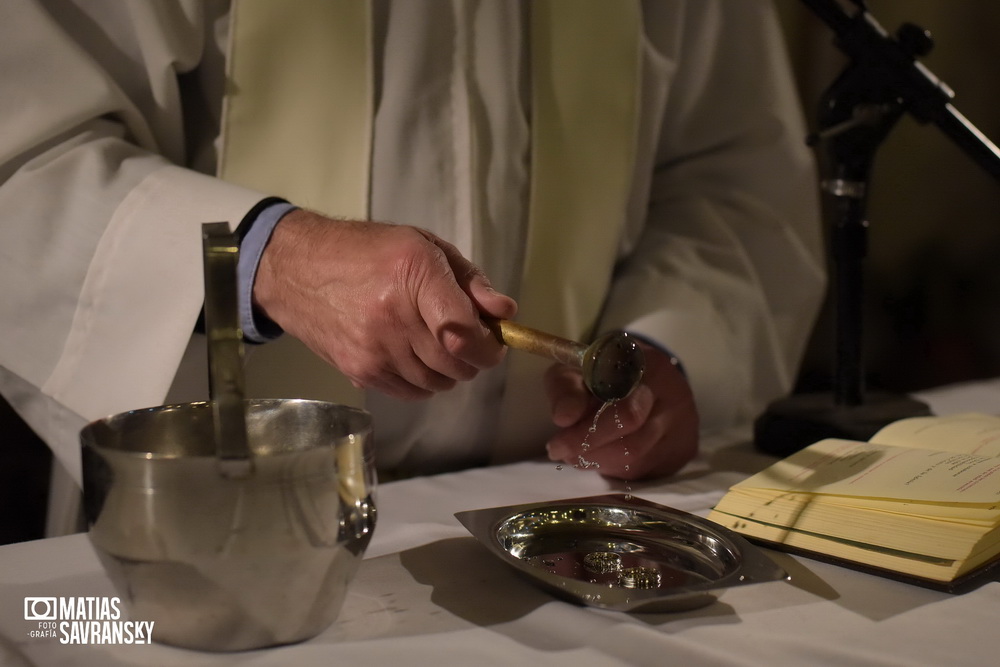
[2, 380, 999, 666]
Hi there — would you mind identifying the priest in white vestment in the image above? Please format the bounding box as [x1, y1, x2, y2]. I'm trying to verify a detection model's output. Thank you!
[0, 0, 825, 520]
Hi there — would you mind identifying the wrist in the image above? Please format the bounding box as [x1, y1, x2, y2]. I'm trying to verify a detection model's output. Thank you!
[239, 201, 297, 342]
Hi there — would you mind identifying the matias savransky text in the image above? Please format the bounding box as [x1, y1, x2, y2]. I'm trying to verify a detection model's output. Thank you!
[24, 596, 154, 645]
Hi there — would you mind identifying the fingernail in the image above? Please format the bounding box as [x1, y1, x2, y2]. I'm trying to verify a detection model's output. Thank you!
[551, 400, 572, 427]
[555, 395, 587, 425]
[545, 441, 563, 460]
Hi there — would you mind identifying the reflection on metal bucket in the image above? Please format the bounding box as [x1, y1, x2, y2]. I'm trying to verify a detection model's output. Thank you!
[81, 399, 376, 652]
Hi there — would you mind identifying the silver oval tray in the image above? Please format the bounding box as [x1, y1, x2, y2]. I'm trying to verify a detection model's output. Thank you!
[455, 494, 787, 613]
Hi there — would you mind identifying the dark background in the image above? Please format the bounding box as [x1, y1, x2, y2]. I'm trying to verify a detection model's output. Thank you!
[778, 0, 1000, 392]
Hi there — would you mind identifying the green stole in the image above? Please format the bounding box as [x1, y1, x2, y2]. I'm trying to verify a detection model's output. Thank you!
[219, 0, 641, 461]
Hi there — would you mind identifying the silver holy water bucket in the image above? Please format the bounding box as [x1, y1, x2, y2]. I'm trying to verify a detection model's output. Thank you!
[80, 223, 377, 651]
[81, 399, 376, 651]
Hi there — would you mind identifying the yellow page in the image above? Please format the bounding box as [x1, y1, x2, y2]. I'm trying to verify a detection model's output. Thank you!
[732, 487, 1000, 524]
[733, 438, 1000, 503]
[713, 491, 986, 558]
[705, 511, 970, 582]
[870, 412, 1000, 457]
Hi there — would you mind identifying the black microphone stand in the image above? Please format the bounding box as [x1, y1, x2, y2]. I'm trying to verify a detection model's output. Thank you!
[755, 0, 1000, 457]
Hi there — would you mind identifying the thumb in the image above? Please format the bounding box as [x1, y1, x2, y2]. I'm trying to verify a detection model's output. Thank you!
[466, 272, 517, 320]
[420, 230, 517, 319]
[545, 364, 591, 427]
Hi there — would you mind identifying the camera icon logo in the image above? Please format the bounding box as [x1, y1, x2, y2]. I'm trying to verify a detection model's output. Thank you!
[24, 597, 57, 621]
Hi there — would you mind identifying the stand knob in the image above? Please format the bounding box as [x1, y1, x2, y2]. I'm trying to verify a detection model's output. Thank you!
[896, 23, 934, 58]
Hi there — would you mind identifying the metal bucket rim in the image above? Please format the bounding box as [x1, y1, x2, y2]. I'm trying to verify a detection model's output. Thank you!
[80, 398, 372, 461]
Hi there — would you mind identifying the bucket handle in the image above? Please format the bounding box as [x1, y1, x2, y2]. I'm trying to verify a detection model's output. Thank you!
[202, 222, 253, 478]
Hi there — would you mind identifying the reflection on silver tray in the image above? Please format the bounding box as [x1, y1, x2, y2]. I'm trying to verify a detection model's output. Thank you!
[455, 494, 788, 613]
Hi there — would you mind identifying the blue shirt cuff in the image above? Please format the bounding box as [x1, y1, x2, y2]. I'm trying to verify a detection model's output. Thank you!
[237, 201, 297, 343]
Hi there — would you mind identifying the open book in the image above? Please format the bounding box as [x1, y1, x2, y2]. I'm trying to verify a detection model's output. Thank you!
[707, 413, 1000, 590]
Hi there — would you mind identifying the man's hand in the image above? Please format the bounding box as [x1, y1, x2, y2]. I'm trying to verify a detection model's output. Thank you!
[252, 208, 517, 399]
[544, 340, 698, 480]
